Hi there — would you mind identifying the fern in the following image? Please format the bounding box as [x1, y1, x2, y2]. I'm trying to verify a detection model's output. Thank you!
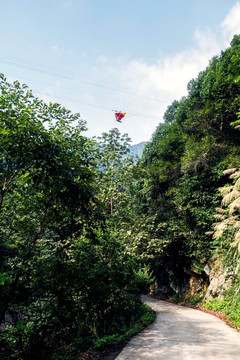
[210, 168, 240, 270]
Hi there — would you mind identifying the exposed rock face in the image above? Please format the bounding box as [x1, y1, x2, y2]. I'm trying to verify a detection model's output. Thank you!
[204, 261, 235, 301]
[153, 266, 207, 298]
[186, 276, 205, 298]
[153, 260, 235, 301]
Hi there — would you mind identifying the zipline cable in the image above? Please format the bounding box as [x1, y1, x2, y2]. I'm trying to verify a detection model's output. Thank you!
[0, 53, 169, 104]
[33, 90, 161, 120]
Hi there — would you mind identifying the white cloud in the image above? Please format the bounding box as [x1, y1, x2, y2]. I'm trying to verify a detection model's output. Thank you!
[194, 28, 221, 54]
[80, 43, 217, 143]
[221, 1, 240, 44]
[99, 30, 221, 114]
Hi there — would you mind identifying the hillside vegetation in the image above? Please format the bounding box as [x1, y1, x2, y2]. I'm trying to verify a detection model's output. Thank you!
[133, 34, 240, 323]
[1, 35, 240, 359]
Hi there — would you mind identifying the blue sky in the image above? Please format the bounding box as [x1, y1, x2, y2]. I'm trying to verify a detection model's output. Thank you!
[0, 0, 240, 143]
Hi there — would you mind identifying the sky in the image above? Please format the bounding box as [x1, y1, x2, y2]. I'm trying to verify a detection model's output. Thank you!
[0, 0, 240, 144]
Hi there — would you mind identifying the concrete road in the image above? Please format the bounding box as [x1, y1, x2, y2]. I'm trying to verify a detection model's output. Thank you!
[115, 295, 240, 360]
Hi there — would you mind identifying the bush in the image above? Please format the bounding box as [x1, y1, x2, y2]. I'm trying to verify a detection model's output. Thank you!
[203, 276, 240, 329]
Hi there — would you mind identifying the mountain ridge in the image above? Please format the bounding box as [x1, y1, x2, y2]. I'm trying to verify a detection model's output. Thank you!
[130, 141, 147, 158]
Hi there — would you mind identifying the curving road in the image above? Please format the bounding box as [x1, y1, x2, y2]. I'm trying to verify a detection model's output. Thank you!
[115, 295, 240, 360]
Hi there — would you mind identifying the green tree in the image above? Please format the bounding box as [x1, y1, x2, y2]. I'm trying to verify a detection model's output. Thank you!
[0, 76, 149, 360]
[0, 73, 95, 322]
[96, 128, 134, 220]
[130, 36, 240, 296]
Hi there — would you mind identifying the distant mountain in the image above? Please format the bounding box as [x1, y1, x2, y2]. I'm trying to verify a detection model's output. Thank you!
[129, 141, 147, 158]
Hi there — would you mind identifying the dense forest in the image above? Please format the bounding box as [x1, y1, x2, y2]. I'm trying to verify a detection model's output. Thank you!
[1, 35, 240, 359]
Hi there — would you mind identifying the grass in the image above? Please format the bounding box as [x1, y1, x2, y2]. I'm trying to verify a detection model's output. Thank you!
[203, 292, 240, 329]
